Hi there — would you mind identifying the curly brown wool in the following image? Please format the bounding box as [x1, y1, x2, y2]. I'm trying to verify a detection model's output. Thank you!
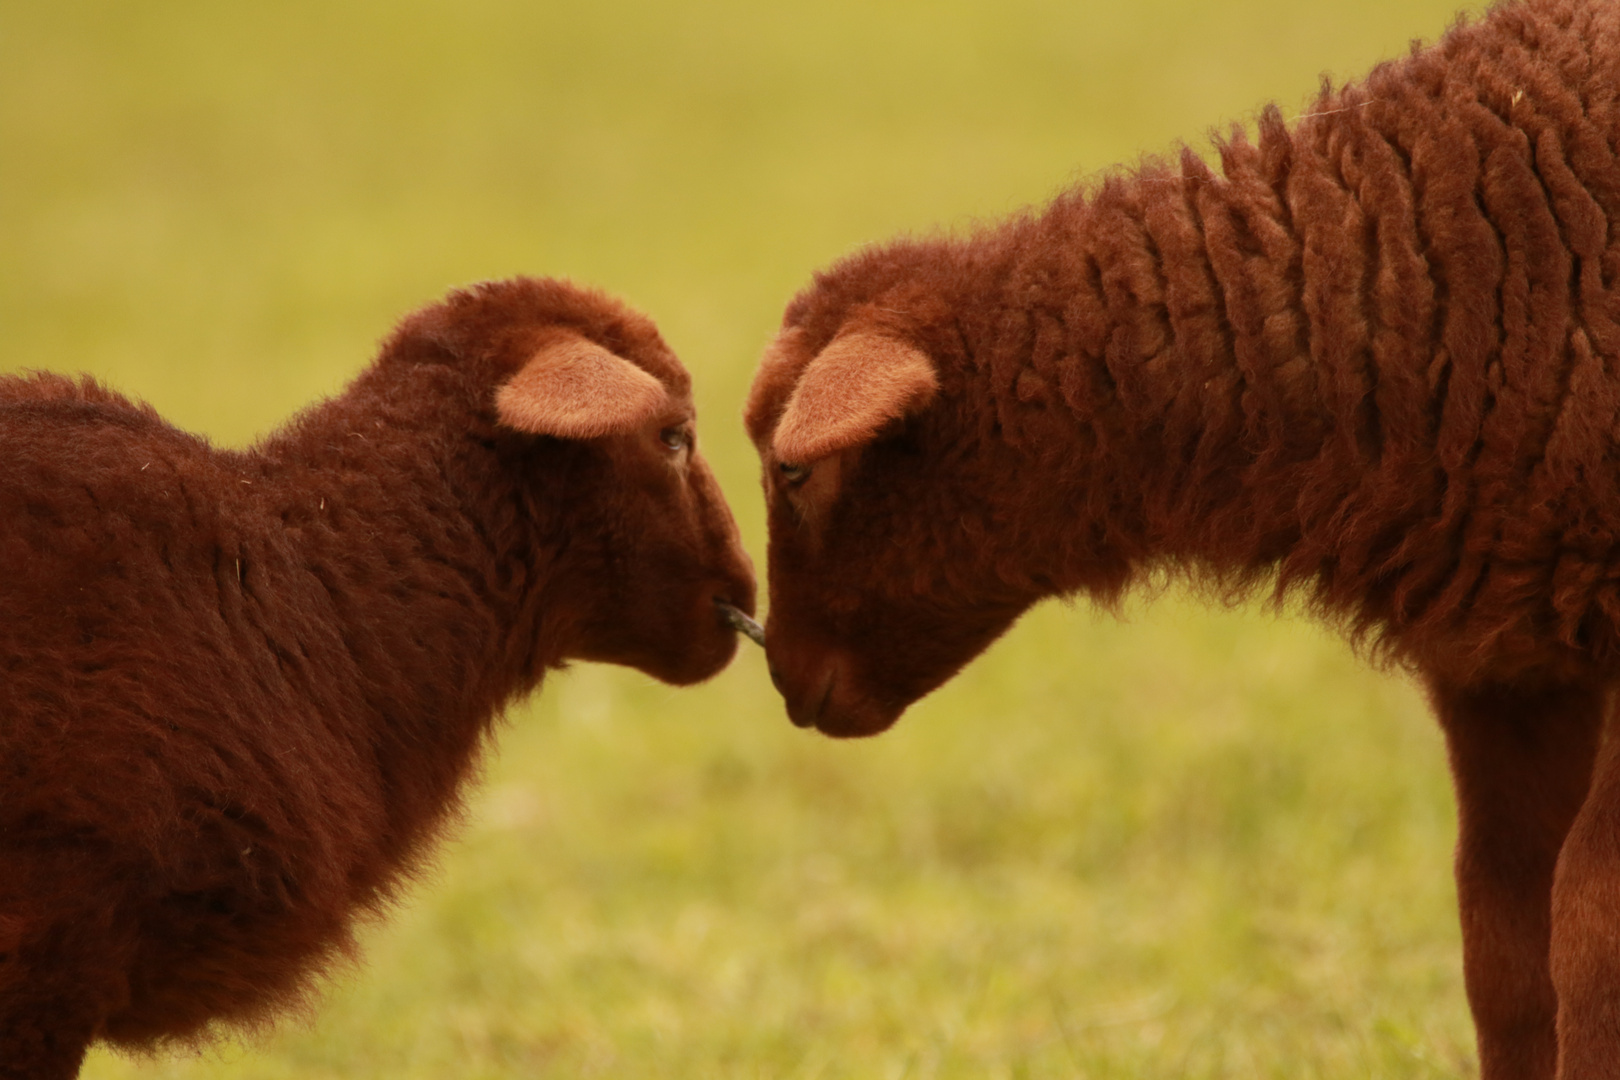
[748, 1, 1620, 1075]
[0, 278, 754, 1080]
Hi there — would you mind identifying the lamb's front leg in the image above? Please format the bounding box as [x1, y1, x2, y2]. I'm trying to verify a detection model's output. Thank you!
[1429, 679, 1605, 1080]
[0, 934, 104, 1080]
[1549, 695, 1620, 1079]
[0, 848, 132, 1080]
[0, 1005, 95, 1080]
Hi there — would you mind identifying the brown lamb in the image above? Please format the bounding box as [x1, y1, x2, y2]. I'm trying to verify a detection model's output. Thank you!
[745, 0, 1620, 1076]
[0, 276, 755, 1079]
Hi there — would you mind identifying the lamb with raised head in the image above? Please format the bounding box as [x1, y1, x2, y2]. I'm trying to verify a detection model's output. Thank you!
[0, 276, 755, 1079]
[745, 0, 1620, 1076]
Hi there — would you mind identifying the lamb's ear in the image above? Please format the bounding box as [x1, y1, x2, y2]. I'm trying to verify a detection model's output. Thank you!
[772, 332, 938, 463]
[495, 334, 668, 438]
[744, 328, 806, 446]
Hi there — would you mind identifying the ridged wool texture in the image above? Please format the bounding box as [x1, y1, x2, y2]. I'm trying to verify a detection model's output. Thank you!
[749, 4, 1620, 1074]
[782, 0, 1620, 687]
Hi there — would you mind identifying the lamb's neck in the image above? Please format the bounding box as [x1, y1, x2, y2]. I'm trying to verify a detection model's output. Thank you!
[963, 129, 1402, 599]
[249, 372, 563, 814]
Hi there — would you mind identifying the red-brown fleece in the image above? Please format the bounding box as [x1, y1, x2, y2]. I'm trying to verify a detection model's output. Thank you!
[746, 1, 1620, 1076]
[0, 277, 754, 1080]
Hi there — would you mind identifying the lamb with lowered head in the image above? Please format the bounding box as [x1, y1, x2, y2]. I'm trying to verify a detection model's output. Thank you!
[745, 0, 1620, 1075]
[0, 276, 754, 1079]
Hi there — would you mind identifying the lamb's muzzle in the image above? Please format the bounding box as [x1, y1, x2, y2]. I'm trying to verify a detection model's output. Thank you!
[715, 599, 765, 647]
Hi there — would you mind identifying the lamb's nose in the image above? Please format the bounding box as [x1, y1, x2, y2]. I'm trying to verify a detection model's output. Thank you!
[767, 659, 786, 694]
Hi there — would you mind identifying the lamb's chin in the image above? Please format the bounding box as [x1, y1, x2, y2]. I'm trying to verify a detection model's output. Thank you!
[629, 626, 744, 687]
[800, 675, 906, 738]
[812, 704, 903, 739]
[668, 635, 744, 686]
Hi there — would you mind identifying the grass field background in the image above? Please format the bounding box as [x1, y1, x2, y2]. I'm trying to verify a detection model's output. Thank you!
[5, 0, 1485, 1075]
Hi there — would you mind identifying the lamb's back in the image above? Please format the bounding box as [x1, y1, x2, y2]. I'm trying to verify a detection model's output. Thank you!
[0, 377, 380, 866]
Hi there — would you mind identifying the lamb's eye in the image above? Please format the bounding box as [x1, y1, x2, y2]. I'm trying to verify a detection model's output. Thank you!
[779, 462, 810, 485]
[660, 426, 690, 451]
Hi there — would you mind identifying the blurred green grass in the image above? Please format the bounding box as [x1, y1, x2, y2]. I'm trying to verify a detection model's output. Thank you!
[4, 0, 1480, 1075]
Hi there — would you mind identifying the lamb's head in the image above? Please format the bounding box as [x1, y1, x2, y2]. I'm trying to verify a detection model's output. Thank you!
[744, 289, 1057, 737]
[400, 277, 755, 686]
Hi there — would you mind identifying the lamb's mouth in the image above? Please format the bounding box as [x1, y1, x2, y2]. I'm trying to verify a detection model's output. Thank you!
[776, 663, 833, 729]
[714, 599, 766, 648]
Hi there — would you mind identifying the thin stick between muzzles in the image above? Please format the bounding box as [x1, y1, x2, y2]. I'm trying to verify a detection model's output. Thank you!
[715, 600, 765, 647]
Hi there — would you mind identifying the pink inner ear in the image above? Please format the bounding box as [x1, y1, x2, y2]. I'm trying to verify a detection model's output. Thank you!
[772, 332, 938, 464]
[496, 336, 668, 439]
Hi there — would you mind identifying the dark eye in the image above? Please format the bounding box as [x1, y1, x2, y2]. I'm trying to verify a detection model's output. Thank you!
[779, 462, 810, 485]
[660, 426, 690, 451]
